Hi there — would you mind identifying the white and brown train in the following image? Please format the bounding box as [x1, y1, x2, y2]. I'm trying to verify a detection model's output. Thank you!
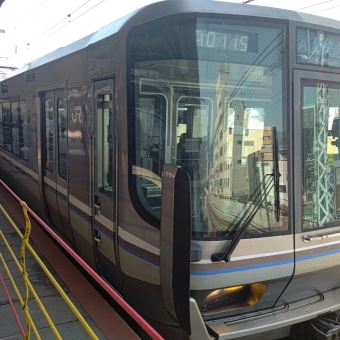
[1, 1, 340, 339]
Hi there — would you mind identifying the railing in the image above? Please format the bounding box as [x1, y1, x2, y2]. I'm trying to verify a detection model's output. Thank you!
[0, 197, 99, 339]
[0, 179, 164, 340]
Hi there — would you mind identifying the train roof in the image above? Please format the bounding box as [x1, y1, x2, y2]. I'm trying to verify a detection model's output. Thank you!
[6, 0, 340, 79]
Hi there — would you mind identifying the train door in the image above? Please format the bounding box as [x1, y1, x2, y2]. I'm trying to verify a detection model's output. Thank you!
[282, 70, 340, 302]
[92, 78, 120, 287]
[42, 90, 74, 243]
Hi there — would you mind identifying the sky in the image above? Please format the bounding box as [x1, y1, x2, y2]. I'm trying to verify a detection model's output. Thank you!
[0, 0, 340, 75]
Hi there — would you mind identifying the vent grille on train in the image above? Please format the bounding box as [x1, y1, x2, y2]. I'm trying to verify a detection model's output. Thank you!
[26, 73, 35, 82]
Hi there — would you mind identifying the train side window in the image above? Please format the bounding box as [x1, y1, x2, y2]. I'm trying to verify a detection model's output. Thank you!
[0, 103, 3, 147]
[96, 94, 113, 195]
[19, 101, 28, 160]
[11, 102, 20, 156]
[44, 99, 54, 172]
[3, 102, 12, 151]
[57, 98, 67, 179]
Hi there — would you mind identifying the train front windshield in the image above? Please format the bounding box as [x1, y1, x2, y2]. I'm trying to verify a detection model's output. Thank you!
[129, 16, 288, 237]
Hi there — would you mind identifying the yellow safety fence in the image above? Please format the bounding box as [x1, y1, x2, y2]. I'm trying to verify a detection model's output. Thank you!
[0, 201, 99, 340]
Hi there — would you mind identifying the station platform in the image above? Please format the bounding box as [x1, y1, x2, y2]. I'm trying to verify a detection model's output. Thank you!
[0, 184, 140, 340]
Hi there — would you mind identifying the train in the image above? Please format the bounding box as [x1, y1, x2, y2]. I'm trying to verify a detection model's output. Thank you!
[2, 0, 340, 339]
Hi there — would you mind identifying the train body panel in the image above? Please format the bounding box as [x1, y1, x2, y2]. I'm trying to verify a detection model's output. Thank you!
[191, 235, 294, 290]
[3, 1, 340, 339]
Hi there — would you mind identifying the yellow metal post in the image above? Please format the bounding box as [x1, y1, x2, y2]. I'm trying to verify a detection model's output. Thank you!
[20, 201, 31, 339]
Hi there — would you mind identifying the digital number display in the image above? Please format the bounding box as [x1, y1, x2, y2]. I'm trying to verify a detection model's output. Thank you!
[196, 29, 258, 53]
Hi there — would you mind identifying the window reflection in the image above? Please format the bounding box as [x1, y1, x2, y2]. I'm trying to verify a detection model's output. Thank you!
[58, 98, 67, 179]
[130, 17, 288, 237]
[11, 102, 19, 156]
[0, 101, 28, 160]
[19, 101, 28, 160]
[302, 83, 340, 228]
[96, 94, 113, 195]
[44, 99, 54, 172]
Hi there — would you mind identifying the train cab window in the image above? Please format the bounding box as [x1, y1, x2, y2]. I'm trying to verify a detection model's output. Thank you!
[176, 97, 211, 180]
[129, 17, 288, 236]
[0, 103, 3, 147]
[96, 94, 113, 195]
[302, 82, 340, 229]
[133, 95, 166, 219]
[44, 99, 54, 172]
[57, 98, 67, 179]
[2, 102, 12, 152]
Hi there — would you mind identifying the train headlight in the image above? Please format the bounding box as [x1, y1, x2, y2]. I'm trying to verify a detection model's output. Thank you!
[202, 282, 267, 312]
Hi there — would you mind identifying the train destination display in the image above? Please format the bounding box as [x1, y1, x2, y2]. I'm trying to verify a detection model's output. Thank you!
[297, 27, 340, 68]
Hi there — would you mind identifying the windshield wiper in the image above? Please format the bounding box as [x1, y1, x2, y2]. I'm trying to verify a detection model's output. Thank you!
[211, 127, 281, 263]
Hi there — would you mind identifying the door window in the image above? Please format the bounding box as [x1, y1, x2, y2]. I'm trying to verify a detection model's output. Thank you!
[11, 102, 20, 156]
[57, 98, 67, 179]
[44, 99, 54, 172]
[302, 82, 340, 229]
[18, 101, 28, 160]
[96, 94, 113, 195]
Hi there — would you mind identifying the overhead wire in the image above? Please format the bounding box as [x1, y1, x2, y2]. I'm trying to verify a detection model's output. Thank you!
[229, 30, 284, 100]
[36, 0, 93, 39]
[30, 0, 50, 14]
[69, 0, 93, 15]
[36, 17, 70, 39]
[41, 0, 105, 41]
[296, 0, 334, 11]
[312, 4, 340, 13]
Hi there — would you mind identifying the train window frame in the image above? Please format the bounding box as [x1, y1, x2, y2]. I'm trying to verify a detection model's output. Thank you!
[127, 14, 289, 237]
[57, 97, 67, 180]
